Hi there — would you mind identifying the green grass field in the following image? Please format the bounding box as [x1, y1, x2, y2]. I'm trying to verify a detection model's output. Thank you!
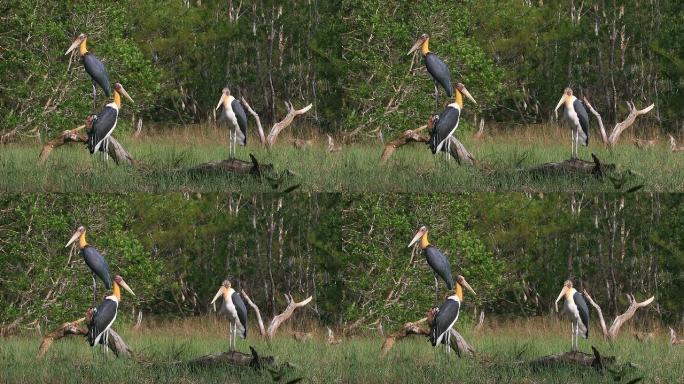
[2, 127, 682, 192]
[1, 318, 682, 383]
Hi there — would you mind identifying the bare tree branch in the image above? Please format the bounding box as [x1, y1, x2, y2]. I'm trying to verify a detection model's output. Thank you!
[583, 290, 654, 340]
[241, 289, 266, 337]
[266, 294, 312, 339]
[668, 135, 684, 152]
[669, 328, 684, 346]
[266, 103, 312, 147]
[240, 97, 266, 146]
[583, 97, 654, 147]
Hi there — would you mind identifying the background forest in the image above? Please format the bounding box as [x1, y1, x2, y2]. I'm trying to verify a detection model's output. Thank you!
[2, 0, 682, 142]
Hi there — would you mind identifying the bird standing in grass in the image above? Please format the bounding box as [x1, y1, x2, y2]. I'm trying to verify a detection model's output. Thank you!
[215, 88, 248, 159]
[554, 88, 590, 160]
[211, 280, 248, 351]
[555, 280, 590, 352]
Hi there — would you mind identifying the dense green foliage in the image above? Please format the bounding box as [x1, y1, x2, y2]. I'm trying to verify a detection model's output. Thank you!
[342, 194, 683, 327]
[0, 194, 342, 329]
[2, 0, 681, 141]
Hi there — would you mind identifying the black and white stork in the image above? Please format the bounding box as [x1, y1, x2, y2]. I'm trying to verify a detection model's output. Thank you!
[554, 280, 590, 352]
[554, 88, 590, 159]
[211, 280, 248, 351]
[65, 33, 112, 113]
[408, 226, 455, 301]
[88, 275, 135, 350]
[429, 275, 476, 354]
[428, 83, 476, 160]
[87, 83, 134, 157]
[215, 88, 248, 159]
[408, 33, 454, 112]
[65, 226, 112, 308]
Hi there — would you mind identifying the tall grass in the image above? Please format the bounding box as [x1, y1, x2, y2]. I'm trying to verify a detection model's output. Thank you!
[1, 126, 682, 192]
[1, 317, 681, 383]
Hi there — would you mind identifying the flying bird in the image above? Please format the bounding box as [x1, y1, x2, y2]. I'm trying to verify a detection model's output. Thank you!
[88, 275, 135, 350]
[554, 88, 590, 159]
[65, 226, 112, 308]
[428, 83, 477, 159]
[555, 280, 590, 352]
[87, 83, 134, 157]
[429, 275, 476, 354]
[408, 33, 454, 112]
[65, 33, 112, 113]
[211, 280, 248, 351]
[215, 88, 248, 159]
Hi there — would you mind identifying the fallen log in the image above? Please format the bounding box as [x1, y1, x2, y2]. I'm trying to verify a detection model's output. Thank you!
[530, 346, 614, 370]
[187, 347, 275, 370]
[632, 138, 658, 149]
[188, 154, 273, 177]
[583, 290, 655, 340]
[526, 154, 614, 178]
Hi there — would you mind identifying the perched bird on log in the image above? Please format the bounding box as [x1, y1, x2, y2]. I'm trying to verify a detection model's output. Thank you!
[555, 280, 590, 352]
[554, 88, 590, 160]
[211, 280, 248, 351]
[216, 88, 248, 159]
[408, 226, 455, 302]
[428, 83, 477, 159]
[88, 275, 135, 350]
[408, 33, 454, 112]
[65, 33, 111, 113]
[65, 226, 112, 308]
[429, 275, 476, 354]
[87, 83, 134, 157]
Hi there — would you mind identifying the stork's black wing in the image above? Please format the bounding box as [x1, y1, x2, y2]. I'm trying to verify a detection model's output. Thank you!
[574, 291, 590, 338]
[82, 246, 112, 289]
[429, 299, 460, 346]
[424, 53, 453, 97]
[232, 291, 248, 338]
[231, 99, 248, 146]
[428, 106, 460, 154]
[88, 298, 117, 346]
[83, 53, 112, 97]
[88, 106, 118, 153]
[573, 98, 590, 146]
[424, 246, 454, 290]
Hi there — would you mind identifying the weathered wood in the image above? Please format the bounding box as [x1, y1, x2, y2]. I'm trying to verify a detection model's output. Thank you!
[37, 317, 87, 358]
[583, 289, 655, 340]
[266, 294, 312, 339]
[291, 331, 313, 342]
[632, 138, 658, 149]
[379, 124, 429, 164]
[474, 310, 485, 332]
[669, 135, 684, 152]
[293, 138, 313, 149]
[189, 154, 273, 177]
[380, 313, 475, 358]
[240, 97, 267, 146]
[326, 135, 342, 153]
[187, 347, 275, 370]
[326, 327, 342, 345]
[527, 154, 614, 177]
[583, 97, 654, 147]
[669, 328, 684, 345]
[633, 330, 656, 342]
[530, 347, 614, 369]
[37, 124, 87, 164]
[266, 102, 313, 147]
[240, 290, 267, 337]
[473, 118, 485, 140]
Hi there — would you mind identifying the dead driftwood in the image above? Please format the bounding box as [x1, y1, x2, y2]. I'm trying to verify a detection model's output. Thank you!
[37, 313, 133, 358]
[669, 328, 684, 345]
[327, 134, 342, 153]
[632, 138, 658, 149]
[530, 346, 614, 370]
[668, 135, 684, 152]
[527, 154, 614, 177]
[240, 290, 312, 340]
[583, 97, 655, 147]
[583, 290, 655, 340]
[187, 347, 275, 370]
[326, 327, 342, 345]
[189, 154, 274, 177]
[380, 314, 475, 358]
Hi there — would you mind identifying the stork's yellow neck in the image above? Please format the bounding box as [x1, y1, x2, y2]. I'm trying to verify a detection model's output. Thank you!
[420, 233, 430, 249]
[79, 38, 88, 56]
[421, 39, 430, 56]
[455, 283, 463, 301]
[455, 90, 463, 108]
[79, 233, 88, 249]
[113, 282, 121, 300]
[113, 90, 121, 108]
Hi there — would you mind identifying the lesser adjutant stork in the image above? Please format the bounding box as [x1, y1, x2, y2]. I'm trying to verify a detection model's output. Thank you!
[429, 275, 476, 354]
[408, 226, 456, 302]
[215, 88, 248, 159]
[408, 33, 454, 112]
[555, 280, 590, 352]
[65, 33, 111, 113]
[429, 83, 476, 160]
[554, 88, 590, 159]
[88, 83, 134, 156]
[65, 226, 112, 308]
[88, 275, 135, 350]
[211, 280, 248, 351]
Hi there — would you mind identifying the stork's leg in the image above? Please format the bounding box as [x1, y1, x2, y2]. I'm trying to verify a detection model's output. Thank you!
[92, 274, 97, 308]
[445, 331, 451, 354]
[92, 82, 97, 114]
[433, 81, 440, 114]
[434, 274, 439, 305]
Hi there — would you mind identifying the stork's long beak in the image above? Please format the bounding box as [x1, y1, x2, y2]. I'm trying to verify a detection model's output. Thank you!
[461, 279, 476, 295]
[65, 39, 81, 55]
[461, 86, 477, 105]
[65, 231, 80, 248]
[554, 95, 566, 119]
[118, 85, 134, 103]
[215, 94, 226, 111]
[407, 39, 423, 55]
[210, 287, 225, 312]
[119, 279, 136, 296]
[408, 230, 423, 248]
[554, 286, 568, 312]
